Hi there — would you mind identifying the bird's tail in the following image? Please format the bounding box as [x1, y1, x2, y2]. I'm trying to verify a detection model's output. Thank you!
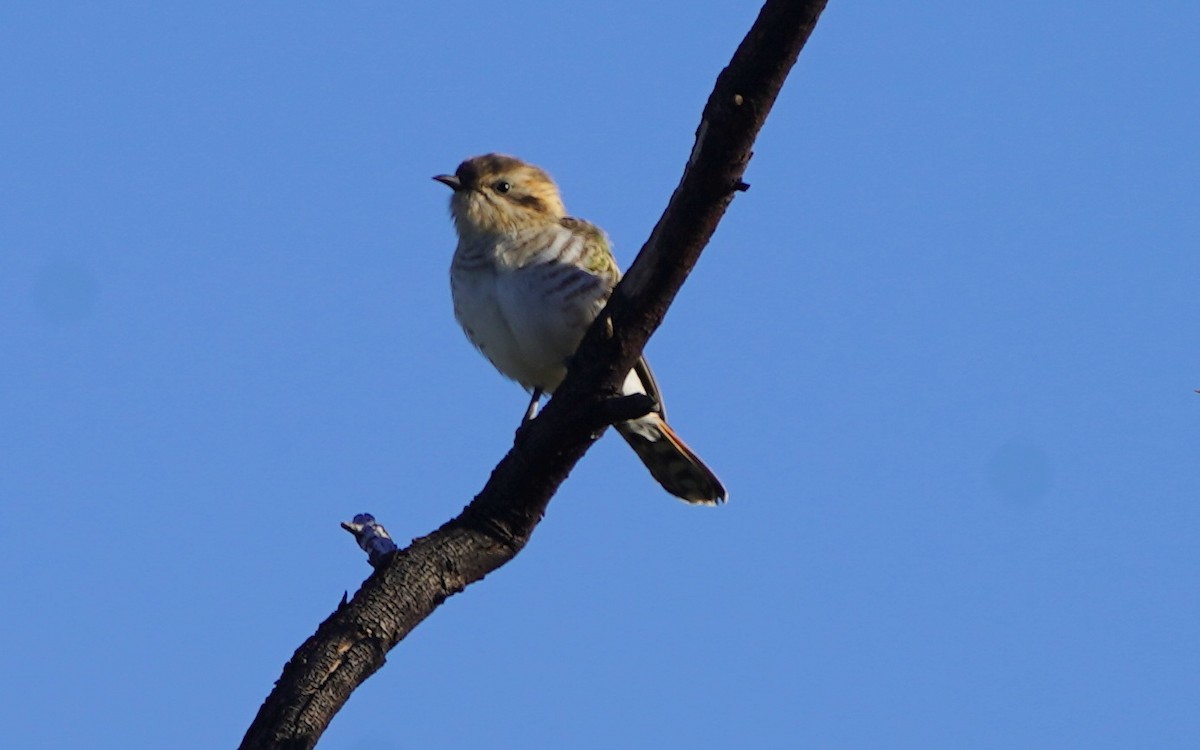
[615, 413, 727, 505]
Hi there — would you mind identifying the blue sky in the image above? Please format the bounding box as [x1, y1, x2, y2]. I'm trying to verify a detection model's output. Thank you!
[3, 2, 1197, 748]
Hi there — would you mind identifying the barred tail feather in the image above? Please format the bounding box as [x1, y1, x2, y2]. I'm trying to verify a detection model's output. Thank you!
[615, 413, 727, 505]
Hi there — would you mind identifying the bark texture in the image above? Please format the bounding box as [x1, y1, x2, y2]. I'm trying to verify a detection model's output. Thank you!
[240, 2, 827, 747]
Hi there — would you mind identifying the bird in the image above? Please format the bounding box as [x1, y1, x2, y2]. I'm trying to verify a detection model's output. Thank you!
[434, 153, 726, 505]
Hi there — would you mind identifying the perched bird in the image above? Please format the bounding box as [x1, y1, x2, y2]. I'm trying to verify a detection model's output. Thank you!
[435, 154, 726, 504]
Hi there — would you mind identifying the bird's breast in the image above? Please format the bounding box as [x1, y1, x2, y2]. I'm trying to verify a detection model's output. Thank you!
[449, 228, 610, 393]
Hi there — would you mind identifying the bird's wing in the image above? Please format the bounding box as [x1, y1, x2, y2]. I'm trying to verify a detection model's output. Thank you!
[557, 219, 670, 421]
[558, 217, 621, 286]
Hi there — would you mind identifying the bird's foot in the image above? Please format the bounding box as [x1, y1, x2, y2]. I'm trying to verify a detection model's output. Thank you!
[521, 387, 544, 424]
[599, 393, 657, 425]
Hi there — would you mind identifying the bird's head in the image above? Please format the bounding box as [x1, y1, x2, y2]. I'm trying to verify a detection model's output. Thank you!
[434, 154, 566, 237]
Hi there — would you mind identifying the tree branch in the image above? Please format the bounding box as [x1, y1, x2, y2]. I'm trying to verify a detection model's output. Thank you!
[239, 2, 827, 747]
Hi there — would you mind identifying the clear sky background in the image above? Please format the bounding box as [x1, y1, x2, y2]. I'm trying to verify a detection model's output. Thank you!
[2, 2, 1197, 748]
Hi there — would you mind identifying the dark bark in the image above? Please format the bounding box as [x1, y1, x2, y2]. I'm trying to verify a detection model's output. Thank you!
[240, 2, 827, 747]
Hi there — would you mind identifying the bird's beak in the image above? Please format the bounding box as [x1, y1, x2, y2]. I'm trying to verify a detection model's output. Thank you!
[433, 174, 462, 191]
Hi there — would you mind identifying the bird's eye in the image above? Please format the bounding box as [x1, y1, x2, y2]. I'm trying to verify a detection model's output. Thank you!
[493, 180, 511, 193]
